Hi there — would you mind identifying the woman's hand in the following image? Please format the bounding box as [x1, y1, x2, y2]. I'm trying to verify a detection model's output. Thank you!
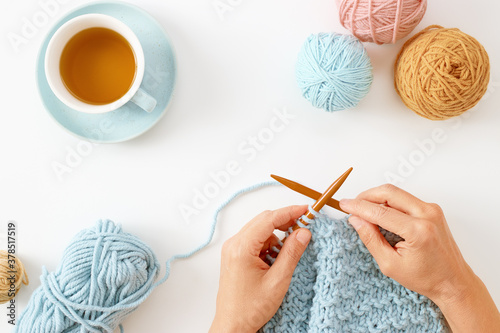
[340, 184, 500, 332]
[209, 205, 312, 333]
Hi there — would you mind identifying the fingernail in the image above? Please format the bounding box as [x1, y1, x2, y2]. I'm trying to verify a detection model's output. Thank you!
[348, 216, 364, 230]
[340, 199, 353, 210]
[296, 229, 311, 245]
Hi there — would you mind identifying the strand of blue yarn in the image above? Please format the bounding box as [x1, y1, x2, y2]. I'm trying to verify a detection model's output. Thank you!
[15, 181, 280, 333]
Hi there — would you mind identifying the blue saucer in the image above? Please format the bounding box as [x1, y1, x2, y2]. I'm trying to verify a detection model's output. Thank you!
[37, 1, 177, 143]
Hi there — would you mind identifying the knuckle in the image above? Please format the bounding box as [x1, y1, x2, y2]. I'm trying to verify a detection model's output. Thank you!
[414, 220, 437, 243]
[290, 205, 306, 215]
[380, 183, 398, 194]
[414, 219, 430, 233]
[425, 203, 443, 217]
[348, 199, 361, 212]
[221, 237, 239, 258]
[360, 227, 376, 248]
[270, 210, 280, 222]
[371, 205, 391, 221]
[221, 239, 232, 255]
[228, 247, 243, 262]
[258, 210, 273, 220]
[283, 244, 301, 263]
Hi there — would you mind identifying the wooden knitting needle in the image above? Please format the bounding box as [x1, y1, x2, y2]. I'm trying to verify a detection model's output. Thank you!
[281, 167, 353, 236]
[270, 175, 348, 214]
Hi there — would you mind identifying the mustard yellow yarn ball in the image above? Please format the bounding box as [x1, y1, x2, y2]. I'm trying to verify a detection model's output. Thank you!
[0, 250, 28, 304]
[394, 25, 490, 120]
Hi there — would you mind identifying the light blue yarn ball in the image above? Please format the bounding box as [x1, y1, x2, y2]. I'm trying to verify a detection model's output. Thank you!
[15, 220, 161, 333]
[296, 33, 373, 112]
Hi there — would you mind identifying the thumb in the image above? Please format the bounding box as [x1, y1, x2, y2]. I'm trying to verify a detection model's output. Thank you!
[348, 215, 398, 274]
[270, 229, 311, 282]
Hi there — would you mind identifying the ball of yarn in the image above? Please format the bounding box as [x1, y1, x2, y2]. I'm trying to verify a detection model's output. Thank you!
[336, 0, 427, 44]
[394, 25, 490, 120]
[296, 33, 373, 112]
[0, 250, 29, 304]
[15, 220, 161, 333]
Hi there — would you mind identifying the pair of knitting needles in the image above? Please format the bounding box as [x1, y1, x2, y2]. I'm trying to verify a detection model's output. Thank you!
[264, 167, 352, 263]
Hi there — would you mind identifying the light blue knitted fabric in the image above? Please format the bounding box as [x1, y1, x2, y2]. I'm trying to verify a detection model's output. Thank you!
[261, 213, 448, 332]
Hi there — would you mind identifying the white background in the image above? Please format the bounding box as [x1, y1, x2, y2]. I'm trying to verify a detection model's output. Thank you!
[1, 0, 499, 332]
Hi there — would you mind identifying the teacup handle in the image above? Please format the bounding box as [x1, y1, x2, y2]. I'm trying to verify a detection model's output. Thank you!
[130, 88, 157, 113]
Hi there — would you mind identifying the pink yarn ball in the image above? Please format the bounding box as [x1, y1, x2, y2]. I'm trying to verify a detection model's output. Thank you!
[336, 0, 427, 44]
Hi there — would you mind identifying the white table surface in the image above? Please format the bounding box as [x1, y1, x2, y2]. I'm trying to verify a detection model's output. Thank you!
[1, 0, 499, 331]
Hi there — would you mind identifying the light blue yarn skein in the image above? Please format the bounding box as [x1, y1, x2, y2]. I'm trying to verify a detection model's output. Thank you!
[296, 33, 373, 112]
[14, 221, 162, 333]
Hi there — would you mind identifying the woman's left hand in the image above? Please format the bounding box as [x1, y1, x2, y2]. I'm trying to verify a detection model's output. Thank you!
[209, 205, 312, 333]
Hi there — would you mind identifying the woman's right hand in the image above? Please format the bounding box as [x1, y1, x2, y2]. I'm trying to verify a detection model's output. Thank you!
[340, 184, 500, 332]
